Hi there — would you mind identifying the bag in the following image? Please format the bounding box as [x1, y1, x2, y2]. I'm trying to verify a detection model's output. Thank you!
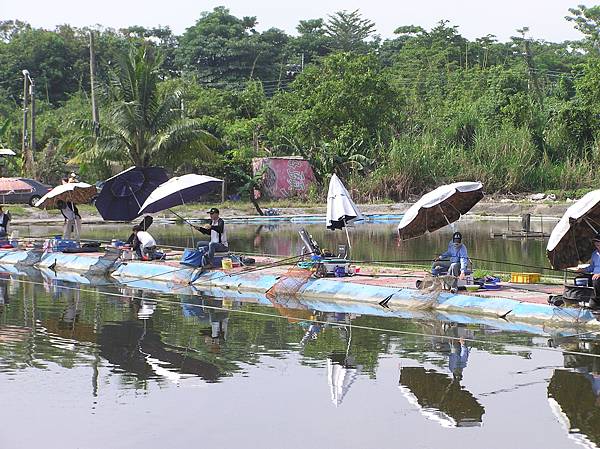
[54, 239, 78, 251]
[180, 248, 204, 267]
[563, 285, 595, 302]
[241, 256, 255, 265]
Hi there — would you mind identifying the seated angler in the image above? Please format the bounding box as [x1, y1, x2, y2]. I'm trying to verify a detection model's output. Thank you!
[132, 224, 157, 260]
[578, 233, 600, 303]
[432, 231, 469, 293]
[194, 207, 228, 268]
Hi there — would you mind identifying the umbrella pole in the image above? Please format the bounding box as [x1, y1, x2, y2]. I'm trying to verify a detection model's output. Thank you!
[343, 218, 352, 259]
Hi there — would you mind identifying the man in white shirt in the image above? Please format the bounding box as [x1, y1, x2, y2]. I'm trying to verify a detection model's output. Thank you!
[194, 207, 229, 267]
[132, 225, 157, 260]
[57, 200, 81, 240]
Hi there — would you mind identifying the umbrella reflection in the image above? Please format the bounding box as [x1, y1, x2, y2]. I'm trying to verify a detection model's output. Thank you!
[548, 340, 600, 448]
[398, 321, 484, 427]
[398, 366, 484, 427]
[327, 351, 361, 407]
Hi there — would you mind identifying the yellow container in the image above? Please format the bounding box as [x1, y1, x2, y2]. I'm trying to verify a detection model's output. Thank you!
[510, 272, 540, 284]
[221, 257, 233, 270]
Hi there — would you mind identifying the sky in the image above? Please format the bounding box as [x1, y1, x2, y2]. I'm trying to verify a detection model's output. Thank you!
[1, 0, 587, 43]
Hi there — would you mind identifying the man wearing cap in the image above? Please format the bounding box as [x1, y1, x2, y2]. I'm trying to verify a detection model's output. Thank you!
[433, 231, 469, 293]
[194, 207, 228, 267]
[579, 233, 600, 299]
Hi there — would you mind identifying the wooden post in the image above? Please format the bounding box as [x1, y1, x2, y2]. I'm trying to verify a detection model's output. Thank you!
[221, 179, 225, 203]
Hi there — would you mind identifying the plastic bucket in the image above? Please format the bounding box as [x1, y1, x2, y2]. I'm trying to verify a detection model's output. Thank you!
[221, 257, 233, 270]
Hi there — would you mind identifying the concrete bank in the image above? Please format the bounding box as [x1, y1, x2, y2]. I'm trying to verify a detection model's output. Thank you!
[0, 248, 594, 330]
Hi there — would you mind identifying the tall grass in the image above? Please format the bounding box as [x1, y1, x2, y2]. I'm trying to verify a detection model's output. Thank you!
[350, 123, 600, 201]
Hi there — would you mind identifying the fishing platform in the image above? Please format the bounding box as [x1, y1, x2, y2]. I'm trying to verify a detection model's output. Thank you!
[0, 241, 593, 331]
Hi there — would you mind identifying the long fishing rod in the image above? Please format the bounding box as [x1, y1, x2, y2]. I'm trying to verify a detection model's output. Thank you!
[9, 275, 600, 360]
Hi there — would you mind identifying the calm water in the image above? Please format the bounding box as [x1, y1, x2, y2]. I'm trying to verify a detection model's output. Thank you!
[2, 217, 589, 449]
[0, 269, 598, 449]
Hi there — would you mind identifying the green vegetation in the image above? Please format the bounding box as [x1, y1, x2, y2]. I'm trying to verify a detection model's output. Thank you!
[1, 6, 600, 200]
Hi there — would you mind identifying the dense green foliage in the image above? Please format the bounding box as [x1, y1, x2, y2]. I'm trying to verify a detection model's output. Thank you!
[1, 6, 600, 199]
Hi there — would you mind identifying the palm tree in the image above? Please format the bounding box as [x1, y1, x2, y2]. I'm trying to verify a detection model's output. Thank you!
[73, 45, 218, 168]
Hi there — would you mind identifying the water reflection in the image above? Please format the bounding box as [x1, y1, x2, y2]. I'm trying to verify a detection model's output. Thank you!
[398, 322, 484, 427]
[1, 272, 600, 448]
[548, 341, 600, 448]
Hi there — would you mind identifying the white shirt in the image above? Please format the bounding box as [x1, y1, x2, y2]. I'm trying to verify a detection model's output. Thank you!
[136, 231, 156, 249]
[209, 218, 228, 246]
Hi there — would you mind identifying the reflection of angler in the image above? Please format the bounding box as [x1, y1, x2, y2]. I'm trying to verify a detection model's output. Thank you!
[210, 315, 228, 340]
[300, 323, 322, 346]
[0, 282, 8, 306]
[449, 340, 470, 380]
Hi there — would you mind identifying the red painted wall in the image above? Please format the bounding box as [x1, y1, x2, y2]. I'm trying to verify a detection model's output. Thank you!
[252, 158, 316, 199]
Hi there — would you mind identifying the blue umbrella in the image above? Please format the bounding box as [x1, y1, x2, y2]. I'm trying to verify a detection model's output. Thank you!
[95, 167, 168, 221]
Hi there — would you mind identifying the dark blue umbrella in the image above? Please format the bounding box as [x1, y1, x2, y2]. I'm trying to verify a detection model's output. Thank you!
[95, 167, 169, 221]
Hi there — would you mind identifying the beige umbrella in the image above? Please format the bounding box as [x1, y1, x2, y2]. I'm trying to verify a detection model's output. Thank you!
[398, 182, 484, 240]
[34, 182, 97, 209]
[547, 190, 600, 270]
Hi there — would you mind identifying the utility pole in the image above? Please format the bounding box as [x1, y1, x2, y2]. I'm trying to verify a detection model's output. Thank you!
[21, 70, 35, 178]
[89, 31, 100, 137]
[30, 77, 35, 162]
[21, 70, 29, 171]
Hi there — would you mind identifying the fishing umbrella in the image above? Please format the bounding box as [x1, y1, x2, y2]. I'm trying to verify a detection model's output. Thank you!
[397, 182, 484, 240]
[547, 190, 600, 270]
[95, 166, 168, 221]
[34, 182, 97, 209]
[138, 174, 223, 215]
[326, 173, 363, 256]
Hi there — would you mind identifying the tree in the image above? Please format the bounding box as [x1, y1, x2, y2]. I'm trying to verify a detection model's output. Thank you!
[324, 10, 376, 53]
[265, 52, 398, 179]
[73, 45, 218, 169]
[566, 5, 600, 54]
[286, 19, 332, 67]
[177, 7, 289, 85]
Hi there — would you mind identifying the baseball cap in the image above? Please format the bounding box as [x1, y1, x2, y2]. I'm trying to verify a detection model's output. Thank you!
[207, 207, 219, 214]
[452, 232, 462, 242]
[593, 232, 600, 242]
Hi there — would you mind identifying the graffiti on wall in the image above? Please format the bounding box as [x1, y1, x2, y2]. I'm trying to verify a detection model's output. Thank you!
[252, 157, 316, 199]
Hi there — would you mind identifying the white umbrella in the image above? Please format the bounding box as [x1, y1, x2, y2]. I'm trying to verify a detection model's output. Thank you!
[0, 149, 16, 156]
[398, 182, 484, 240]
[547, 189, 600, 270]
[34, 182, 97, 209]
[326, 174, 363, 256]
[138, 174, 223, 215]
